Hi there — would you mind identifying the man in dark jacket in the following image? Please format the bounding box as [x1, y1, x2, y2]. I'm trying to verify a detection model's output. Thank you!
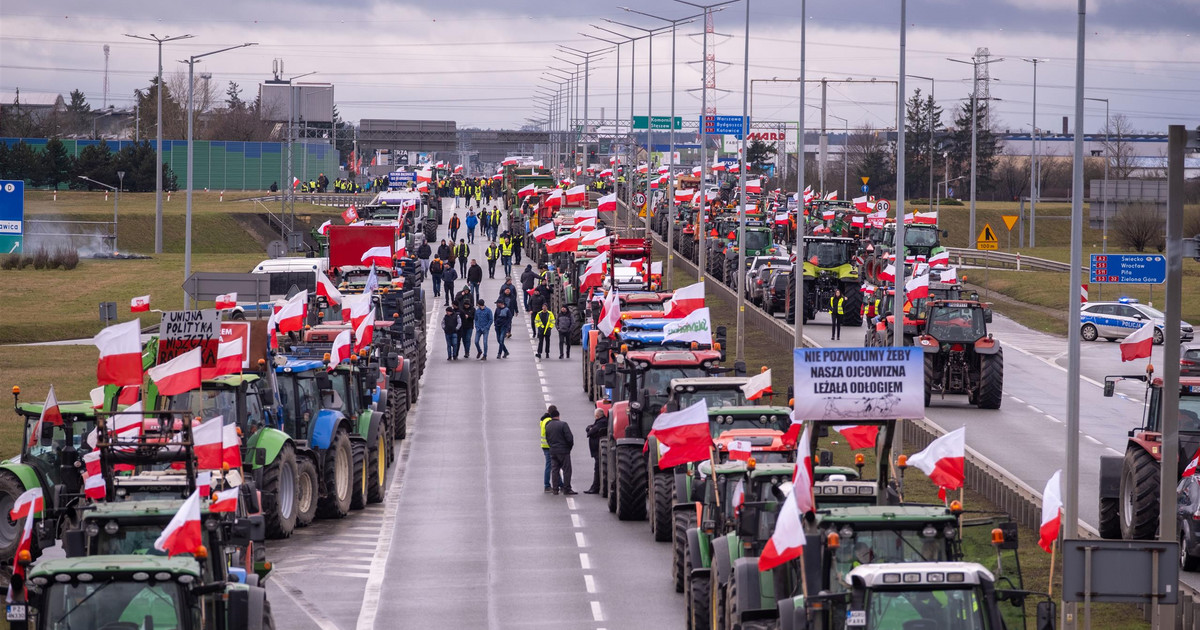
[457, 295, 475, 358]
[499, 278, 519, 313]
[556, 306, 574, 360]
[429, 257, 444, 298]
[441, 265, 458, 306]
[466, 259, 483, 302]
[448, 212, 462, 242]
[473, 299, 492, 360]
[528, 288, 548, 332]
[520, 265, 536, 311]
[436, 239, 452, 262]
[441, 306, 461, 360]
[544, 407, 575, 495]
[493, 299, 512, 359]
[416, 240, 432, 277]
[584, 408, 607, 494]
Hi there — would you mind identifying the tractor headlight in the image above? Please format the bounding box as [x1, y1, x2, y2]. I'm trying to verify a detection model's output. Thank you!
[85, 522, 99, 537]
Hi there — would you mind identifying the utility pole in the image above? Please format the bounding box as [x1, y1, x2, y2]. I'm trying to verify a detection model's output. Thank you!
[1023, 58, 1047, 247]
[795, 0, 807, 348]
[948, 54, 1003, 248]
[819, 78, 828, 192]
[893, 0, 908, 345]
[735, 0, 750, 367]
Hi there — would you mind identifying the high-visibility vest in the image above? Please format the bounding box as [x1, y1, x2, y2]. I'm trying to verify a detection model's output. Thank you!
[491, 210, 501, 224]
[450, 216, 461, 229]
[831, 297, 845, 315]
[535, 311, 556, 332]
[540, 416, 551, 449]
[455, 244, 469, 258]
[501, 240, 514, 255]
[486, 246, 500, 261]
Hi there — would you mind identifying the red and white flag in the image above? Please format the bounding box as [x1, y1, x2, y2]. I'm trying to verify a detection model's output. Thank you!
[361, 245, 393, 268]
[27, 386, 61, 449]
[939, 267, 958, 284]
[354, 309, 376, 352]
[210, 487, 239, 513]
[9, 488, 43, 521]
[215, 293, 237, 310]
[913, 211, 938, 225]
[836, 425, 880, 450]
[576, 218, 598, 232]
[201, 338, 243, 380]
[579, 252, 608, 290]
[502, 156, 520, 166]
[878, 264, 896, 283]
[83, 450, 101, 477]
[546, 230, 582, 254]
[154, 489, 203, 557]
[929, 250, 950, 266]
[147, 347, 202, 396]
[1120, 323, 1155, 362]
[543, 189, 564, 208]
[732, 479, 746, 513]
[193, 416, 225, 470]
[317, 272, 343, 306]
[599, 168, 614, 178]
[454, 164, 464, 173]
[566, 185, 587, 205]
[342, 205, 359, 224]
[728, 440, 753, 462]
[1039, 469, 1063, 553]
[581, 228, 608, 247]
[597, 290, 621, 338]
[758, 486, 806, 571]
[745, 179, 762, 194]
[532, 222, 556, 242]
[130, 295, 150, 313]
[329, 329, 352, 369]
[349, 291, 373, 331]
[83, 473, 106, 500]
[908, 427, 966, 491]
[222, 422, 243, 470]
[648, 400, 712, 469]
[574, 208, 598, 224]
[1185, 447, 1200, 478]
[664, 281, 706, 318]
[711, 158, 726, 172]
[6, 511, 33, 602]
[824, 190, 838, 201]
[416, 181, 429, 193]
[518, 183, 537, 198]
[318, 220, 332, 235]
[674, 188, 694, 203]
[94, 319, 143, 387]
[597, 193, 617, 213]
[416, 169, 433, 183]
[197, 471, 212, 498]
[905, 273, 930, 300]
[853, 196, 874, 212]
[792, 423, 816, 513]
[87, 400, 144, 450]
[741, 369, 772, 401]
[273, 290, 309, 333]
[803, 186, 815, 204]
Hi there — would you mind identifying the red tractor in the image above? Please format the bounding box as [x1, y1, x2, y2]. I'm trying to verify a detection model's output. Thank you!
[916, 300, 1003, 409]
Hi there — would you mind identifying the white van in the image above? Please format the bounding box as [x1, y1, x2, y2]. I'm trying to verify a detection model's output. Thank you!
[229, 257, 329, 318]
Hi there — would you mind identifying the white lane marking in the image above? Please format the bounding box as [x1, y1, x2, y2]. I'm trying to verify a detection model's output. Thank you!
[540, 378, 547, 385]
[1010, 396, 1025, 404]
[591, 601, 604, 622]
[572, 513, 582, 528]
[1085, 435, 1102, 445]
[541, 386, 549, 393]
[1027, 405, 1043, 414]
[580, 553, 591, 569]
[1044, 415, 1060, 423]
[1107, 448, 1122, 455]
[575, 532, 587, 548]
[323, 571, 373, 579]
[584, 574, 596, 593]
[566, 497, 577, 510]
[1003, 339, 1108, 389]
[273, 575, 343, 630]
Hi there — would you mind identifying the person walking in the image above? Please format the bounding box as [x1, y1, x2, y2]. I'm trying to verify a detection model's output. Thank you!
[442, 305, 461, 360]
[416, 239, 432, 278]
[455, 238, 470, 276]
[544, 407, 576, 495]
[473, 299, 492, 360]
[830, 288, 845, 341]
[490, 207, 503, 241]
[512, 230, 524, 265]
[467, 259, 483, 302]
[500, 235, 515, 277]
[465, 209, 478, 244]
[441, 264, 458, 306]
[528, 285, 548, 331]
[539, 409, 554, 492]
[485, 241, 500, 279]
[584, 408, 608, 494]
[533, 303, 555, 359]
[457, 295, 475, 359]
[429, 257, 444, 298]
[499, 277, 519, 313]
[448, 212, 462, 242]
[556, 305, 574, 360]
[436, 239, 452, 262]
[520, 264, 536, 311]
[493, 298, 512, 359]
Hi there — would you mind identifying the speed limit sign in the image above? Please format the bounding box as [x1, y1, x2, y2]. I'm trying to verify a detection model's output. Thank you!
[634, 192, 647, 207]
[875, 199, 890, 213]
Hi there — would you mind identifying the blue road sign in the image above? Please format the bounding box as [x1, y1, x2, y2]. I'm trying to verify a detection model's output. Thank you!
[700, 115, 748, 139]
[860, 184, 869, 193]
[1090, 254, 1167, 284]
[0, 180, 24, 254]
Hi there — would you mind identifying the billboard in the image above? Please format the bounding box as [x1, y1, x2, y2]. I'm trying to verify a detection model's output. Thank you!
[793, 347, 924, 421]
[258, 82, 335, 123]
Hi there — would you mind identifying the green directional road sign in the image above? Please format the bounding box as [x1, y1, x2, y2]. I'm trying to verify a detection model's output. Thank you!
[632, 116, 683, 130]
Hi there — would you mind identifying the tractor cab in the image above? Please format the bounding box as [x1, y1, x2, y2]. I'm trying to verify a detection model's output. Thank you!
[11, 396, 96, 499]
[902, 223, 946, 258]
[801, 236, 863, 326]
[916, 301, 1003, 409]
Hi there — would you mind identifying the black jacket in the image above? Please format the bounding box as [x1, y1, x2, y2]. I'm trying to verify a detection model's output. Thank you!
[417, 243, 432, 260]
[467, 264, 483, 284]
[441, 312, 461, 334]
[437, 243, 452, 260]
[429, 259, 443, 276]
[544, 418, 574, 454]
[441, 266, 458, 284]
[585, 413, 607, 457]
[521, 268, 536, 291]
[458, 303, 475, 333]
[556, 310, 574, 333]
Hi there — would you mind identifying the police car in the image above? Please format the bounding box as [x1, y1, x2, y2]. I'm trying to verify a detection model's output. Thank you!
[1079, 298, 1193, 344]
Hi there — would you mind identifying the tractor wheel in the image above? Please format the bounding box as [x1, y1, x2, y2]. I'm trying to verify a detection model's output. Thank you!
[392, 388, 409, 440]
[615, 444, 648, 521]
[367, 430, 388, 504]
[686, 554, 710, 630]
[924, 354, 934, 407]
[295, 456, 319, 527]
[263, 596, 276, 630]
[317, 430, 353, 519]
[0, 472, 37, 565]
[1119, 446, 1160, 540]
[651, 469, 673, 542]
[350, 439, 368, 511]
[673, 510, 696, 593]
[1098, 497, 1120, 539]
[841, 284, 863, 327]
[713, 576, 728, 630]
[599, 438, 610, 500]
[725, 571, 740, 630]
[976, 349, 1004, 410]
[262, 443, 299, 539]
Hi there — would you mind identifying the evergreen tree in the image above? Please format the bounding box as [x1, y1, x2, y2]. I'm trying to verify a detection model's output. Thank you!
[902, 88, 943, 199]
[945, 95, 998, 198]
[114, 141, 176, 192]
[40, 138, 73, 189]
[70, 141, 115, 190]
[6, 142, 40, 184]
[745, 139, 777, 175]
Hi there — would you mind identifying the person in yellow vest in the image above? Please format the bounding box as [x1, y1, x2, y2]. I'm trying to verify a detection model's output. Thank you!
[540, 407, 555, 492]
[830, 288, 845, 341]
[500, 236, 515, 277]
[485, 241, 501, 279]
[490, 208, 502, 241]
[534, 303, 556, 359]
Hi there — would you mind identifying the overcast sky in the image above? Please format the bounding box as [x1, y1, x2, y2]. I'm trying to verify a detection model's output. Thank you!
[2, 0, 1197, 136]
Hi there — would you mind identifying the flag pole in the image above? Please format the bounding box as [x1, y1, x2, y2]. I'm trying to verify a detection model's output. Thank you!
[1047, 538, 1057, 598]
[798, 544, 810, 599]
[709, 444, 721, 510]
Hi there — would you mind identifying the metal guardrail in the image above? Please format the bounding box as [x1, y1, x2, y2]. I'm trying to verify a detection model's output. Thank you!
[944, 247, 1081, 273]
[619, 202, 1200, 626]
[242, 193, 364, 208]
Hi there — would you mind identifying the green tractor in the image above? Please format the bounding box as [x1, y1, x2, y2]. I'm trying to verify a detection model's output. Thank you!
[801, 235, 863, 326]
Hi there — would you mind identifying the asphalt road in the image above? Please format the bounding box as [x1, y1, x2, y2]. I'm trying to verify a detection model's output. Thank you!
[271, 200, 682, 630]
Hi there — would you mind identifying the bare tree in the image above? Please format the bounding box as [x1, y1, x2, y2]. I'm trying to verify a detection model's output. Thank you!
[993, 150, 1028, 201]
[1100, 113, 1140, 179]
[1113, 203, 1165, 252]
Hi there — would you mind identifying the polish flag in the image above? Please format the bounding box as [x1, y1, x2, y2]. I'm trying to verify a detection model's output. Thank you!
[9, 488, 43, 521]
[732, 479, 746, 513]
[692, 166, 702, 177]
[40, 385, 63, 427]
[273, 290, 309, 333]
[758, 487, 806, 571]
[637, 163, 649, 174]
[711, 158, 726, 172]
[581, 228, 608, 247]
[675, 188, 694, 203]
[905, 273, 930, 300]
[664, 281, 705, 318]
[416, 181, 429, 193]
[492, 173, 504, 180]
[546, 230, 582, 254]
[824, 190, 838, 201]
[518, 183, 538, 198]
[908, 427, 966, 491]
[147, 347, 202, 396]
[878, 264, 896, 283]
[361, 246, 393, 268]
[913, 211, 938, 225]
[88, 385, 139, 409]
[222, 423, 243, 470]
[454, 164, 464, 173]
[648, 400, 712, 469]
[197, 471, 212, 498]
[574, 208, 598, 224]
[853, 196, 873, 212]
[1120, 323, 1156, 362]
[318, 220, 332, 235]
[745, 179, 762, 194]
[395, 236, 407, 259]
[354, 309, 376, 352]
[803, 186, 815, 204]
[822, 210, 836, 221]
[317, 272, 343, 306]
[83, 451, 101, 477]
[741, 369, 772, 401]
[599, 168, 614, 178]
[7, 511, 33, 602]
[544, 189, 564, 209]
[728, 162, 741, 174]
[201, 339, 243, 380]
[939, 267, 958, 284]
[292, 177, 300, 190]
[87, 400, 145, 449]
[130, 295, 150, 313]
[929, 250, 950, 266]
[416, 170, 433, 183]
[597, 193, 617, 213]
[792, 423, 816, 513]
[215, 293, 237, 310]
[153, 489, 203, 557]
[566, 185, 587, 205]
[775, 212, 790, 225]
[576, 218, 597, 232]
[597, 290, 621, 338]
[193, 417, 225, 470]
[209, 488, 239, 513]
[579, 252, 608, 290]
[728, 440, 752, 462]
[1039, 469, 1063, 553]
[532, 222, 556, 242]
[836, 425, 880, 450]
[83, 473, 106, 500]
[329, 330, 352, 369]
[851, 215, 865, 228]
[502, 156, 520, 166]
[348, 291, 373, 331]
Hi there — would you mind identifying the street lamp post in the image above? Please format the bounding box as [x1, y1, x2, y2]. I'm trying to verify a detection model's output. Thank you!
[182, 42, 257, 310]
[1023, 58, 1047, 250]
[906, 74, 936, 206]
[829, 114, 848, 195]
[116, 170, 124, 251]
[592, 26, 650, 226]
[893, 0, 908, 344]
[560, 46, 612, 173]
[125, 33, 193, 255]
[948, 54, 1003, 248]
[1085, 97, 1110, 254]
